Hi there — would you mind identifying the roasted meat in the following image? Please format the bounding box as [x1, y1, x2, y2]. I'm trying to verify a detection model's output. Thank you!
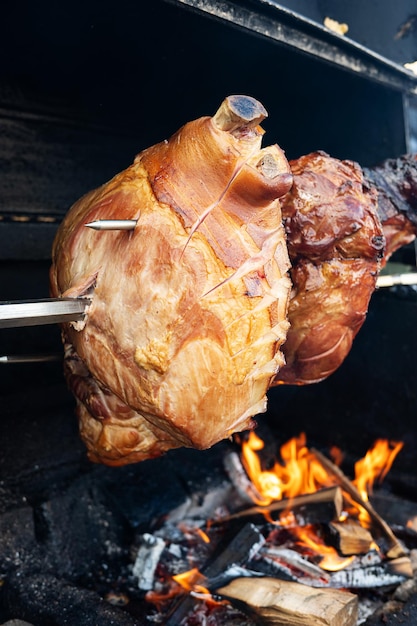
[364, 154, 417, 261]
[50, 96, 293, 465]
[273, 151, 417, 385]
[51, 93, 417, 464]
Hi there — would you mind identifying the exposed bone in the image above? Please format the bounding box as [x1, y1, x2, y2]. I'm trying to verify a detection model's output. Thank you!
[312, 448, 407, 559]
[212, 94, 267, 132]
[214, 577, 358, 626]
[327, 519, 374, 556]
[256, 151, 282, 179]
[214, 485, 343, 526]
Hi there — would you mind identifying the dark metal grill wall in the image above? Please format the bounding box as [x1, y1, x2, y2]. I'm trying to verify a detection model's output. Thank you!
[1, 0, 416, 258]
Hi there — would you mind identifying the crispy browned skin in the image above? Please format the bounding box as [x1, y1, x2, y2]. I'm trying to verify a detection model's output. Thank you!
[50, 96, 293, 465]
[273, 151, 385, 385]
[364, 154, 417, 262]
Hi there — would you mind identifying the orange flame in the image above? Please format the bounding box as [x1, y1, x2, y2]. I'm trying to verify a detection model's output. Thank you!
[242, 432, 403, 511]
[241, 432, 335, 507]
[195, 528, 211, 544]
[146, 567, 214, 609]
[353, 439, 403, 526]
[353, 439, 403, 499]
[293, 526, 355, 571]
[240, 432, 403, 569]
[172, 568, 209, 595]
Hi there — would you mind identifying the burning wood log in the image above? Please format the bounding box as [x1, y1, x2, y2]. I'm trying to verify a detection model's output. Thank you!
[215, 485, 343, 526]
[214, 577, 358, 626]
[252, 545, 332, 586]
[237, 544, 411, 590]
[312, 448, 407, 559]
[327, 519, 374, 556]
[223, 449, 269, 505]
[165, 523, 265, 625]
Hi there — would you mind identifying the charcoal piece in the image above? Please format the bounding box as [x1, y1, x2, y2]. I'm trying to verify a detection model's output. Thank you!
[165, 524, 265, 625]
[29, 477, 131, 580]
[0, 475, 134, 622]
[363, 593, 417, 625]
[204, 523, 265, 578]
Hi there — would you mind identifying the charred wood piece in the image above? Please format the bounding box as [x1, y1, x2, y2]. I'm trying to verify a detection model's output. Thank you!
[215, 486, 343, 527]
[251, 546, 332, 587]
[329, 556, 413, 589]
[327, 519, 374, 556]
[223, 449, 267, 505]
[165, 523, 265, 625]
[312, 448, 407, 559]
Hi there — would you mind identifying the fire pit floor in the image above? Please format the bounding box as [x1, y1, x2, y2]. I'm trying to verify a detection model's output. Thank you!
[1, 379, 417, 625]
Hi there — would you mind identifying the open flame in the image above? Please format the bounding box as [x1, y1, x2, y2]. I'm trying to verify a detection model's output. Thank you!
[353, 439, 403, 526]
[354, 438, 404, 498]
[241, 432, 334, 506]
[172, 568, 211, 597]
[241, 432, 403, 511]
[146, 567, 216, 609]
[292, 526, 355, 571]
[146, 433, 405, 615]
[240, 431, 403, 570]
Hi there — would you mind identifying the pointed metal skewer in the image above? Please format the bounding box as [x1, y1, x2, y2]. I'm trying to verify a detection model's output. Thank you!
[0, 354, 62, 364]
[0, 297, 91, 328]
[85, 219, 138, 231]
[376, 271, 417, 288]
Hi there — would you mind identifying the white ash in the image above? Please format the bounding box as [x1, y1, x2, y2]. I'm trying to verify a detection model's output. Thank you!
[132, 533, 165, 591]
[356, 597, 384, 625]
[330, 563, 409, 589]
[252, 545, 331, 587]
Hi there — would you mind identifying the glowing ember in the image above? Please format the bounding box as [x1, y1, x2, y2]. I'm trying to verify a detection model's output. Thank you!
[173, 568, 210, 596]
[146, 567, 215, 610]
[195, 528, 211, 544]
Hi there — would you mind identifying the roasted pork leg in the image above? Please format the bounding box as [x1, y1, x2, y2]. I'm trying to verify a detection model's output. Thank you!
[273, 151, 417, 385]
[50, 96, 293, 465]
